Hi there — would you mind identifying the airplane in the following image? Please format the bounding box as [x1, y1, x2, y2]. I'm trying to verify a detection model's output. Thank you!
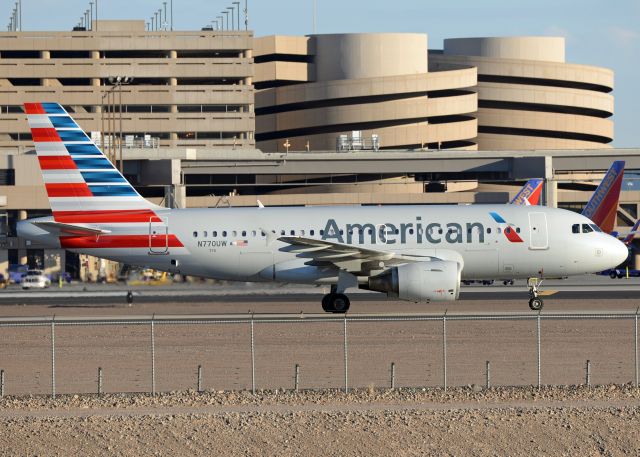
[510, 179, 544, 206]
[17, 103, 628, 312]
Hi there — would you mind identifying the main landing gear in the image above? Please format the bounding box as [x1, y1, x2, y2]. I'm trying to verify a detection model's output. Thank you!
[527, 278, 544, 311]
[322, 286, 351, 313]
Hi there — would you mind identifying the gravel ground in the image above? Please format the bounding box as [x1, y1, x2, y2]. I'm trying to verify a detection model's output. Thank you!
[1, 385, 639, 456]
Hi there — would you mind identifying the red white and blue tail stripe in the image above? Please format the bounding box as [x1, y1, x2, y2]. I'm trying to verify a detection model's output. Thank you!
[25, 102, 159, 216]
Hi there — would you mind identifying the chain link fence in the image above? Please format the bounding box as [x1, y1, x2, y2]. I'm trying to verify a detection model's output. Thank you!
[0, 312, 638, 397]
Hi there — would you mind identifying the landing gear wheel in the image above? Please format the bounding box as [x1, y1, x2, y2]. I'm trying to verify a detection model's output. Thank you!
[321, 293, 350, 313]
[609, 270, 617, 279]
[321, 294, 331, 312]
[529, 297, 544, 311]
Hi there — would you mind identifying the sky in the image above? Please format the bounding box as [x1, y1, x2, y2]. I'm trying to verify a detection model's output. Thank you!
[6, 0, 640, 147]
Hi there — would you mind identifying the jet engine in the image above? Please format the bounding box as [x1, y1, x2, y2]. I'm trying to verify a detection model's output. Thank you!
[366, 260, 461, 302]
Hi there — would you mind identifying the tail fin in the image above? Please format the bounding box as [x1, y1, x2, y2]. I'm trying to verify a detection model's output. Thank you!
[24, 102, 159, 221]
[510, 179, 544, 205]
[622, 219, 640, 246]
[581, 160, 625, 234]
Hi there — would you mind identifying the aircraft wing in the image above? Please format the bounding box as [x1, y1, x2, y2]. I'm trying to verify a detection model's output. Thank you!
[34, 221, 112, 236]
[278, 236, 439, 274]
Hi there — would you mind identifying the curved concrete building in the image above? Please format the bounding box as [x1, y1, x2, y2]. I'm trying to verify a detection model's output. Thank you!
[430, 37, 614, 150]
[255, 33, 478, 152]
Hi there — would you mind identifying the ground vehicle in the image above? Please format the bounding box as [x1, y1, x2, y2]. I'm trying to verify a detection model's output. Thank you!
[21, 270, 51, 289]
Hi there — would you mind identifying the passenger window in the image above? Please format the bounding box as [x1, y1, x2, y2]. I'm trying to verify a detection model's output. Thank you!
[280, 230, 285, 236]
[203, 231, 208, 238]
[300, 230, 305, 236]
[251, 230, 257, 237]
[497, 228, 502, 234]
[320, 230, 324, 236]
[193, 231, 198, 238]
[505, 227, 511, 234]
[232, 230, 237, 237]
[572, 224, 580, 234]
[409, 229, 414, 235]
[290, 230, 295, 235]
[487, 228, 492, 234]
[582, 224, 593, 233]
[310, 230, 315, 236]
[242, 231, 247, 237]
[213, 231, 218, 237]
[516, 227, 521, 233]
[222, 231, 227, 237]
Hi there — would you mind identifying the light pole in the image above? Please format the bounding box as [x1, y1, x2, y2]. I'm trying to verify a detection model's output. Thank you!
[89, 3, 93, 30]
[222, 11, 229, 30]
[218, 15, 224, 30]
[163, 3, 167, 30]
[158, 9, 163, 31]
[227, 7, 235, 31]
[170, 0, 173, 31]
[233, 2, 241, 30]
[95, 0, 98, 30]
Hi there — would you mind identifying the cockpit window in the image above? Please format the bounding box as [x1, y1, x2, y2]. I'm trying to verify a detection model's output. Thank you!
[590, 224, 602, 232]
[582, 224, 594, 233]
[572, 224, 580, 234]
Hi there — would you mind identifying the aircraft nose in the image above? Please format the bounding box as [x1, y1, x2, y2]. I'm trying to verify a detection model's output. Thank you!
[608, 237, 629, 267]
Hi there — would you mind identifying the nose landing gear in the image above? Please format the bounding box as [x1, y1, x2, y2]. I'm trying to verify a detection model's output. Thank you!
[527, 278, 544, 311]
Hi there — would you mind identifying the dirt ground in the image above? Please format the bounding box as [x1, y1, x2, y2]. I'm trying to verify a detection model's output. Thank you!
[0, 385, 639, 456]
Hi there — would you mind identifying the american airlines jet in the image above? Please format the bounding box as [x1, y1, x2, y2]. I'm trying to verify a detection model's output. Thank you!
[17, 103, 628, 312]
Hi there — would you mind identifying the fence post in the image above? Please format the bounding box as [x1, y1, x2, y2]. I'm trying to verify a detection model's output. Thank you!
[390, 362, 396, 390]
[197, 365, 202, 393]
[585, 360, 591, 387]
[98, 367, 103, 395]
[635, 309, 638, 388]
[294, 364, 299, 392]
[536, 312, 541, 389]
[0, 369, 4, 397]
[442, 311, 447, 391]
[51, 318, 56, 399]
[485, 361, 491, 389]
[343, 314, 348, 393]
[150, 317, 156, 396]
[250, 315, 255, 395]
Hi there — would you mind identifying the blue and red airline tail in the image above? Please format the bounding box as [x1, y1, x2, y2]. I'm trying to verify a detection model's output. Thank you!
[23, 102, 183, 250]
[510, 179, 544, 206]
[581, 161, 625, 234]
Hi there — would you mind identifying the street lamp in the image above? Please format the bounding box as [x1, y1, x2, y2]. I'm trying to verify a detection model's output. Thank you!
[107, 76, 133, 173]
[217, 15, 224, 30]
[158, 9, 163, 31]
[222, 11, 229, 30]
[227, 7, 235, 31]
[233, 2, 240, 30]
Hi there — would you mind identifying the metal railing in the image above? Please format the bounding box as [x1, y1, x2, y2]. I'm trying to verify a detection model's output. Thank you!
[0, 311, 638, 397]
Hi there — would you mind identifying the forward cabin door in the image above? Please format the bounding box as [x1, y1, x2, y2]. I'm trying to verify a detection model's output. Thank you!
[149, 216, 169, 255]
[528, 212, 549, 250]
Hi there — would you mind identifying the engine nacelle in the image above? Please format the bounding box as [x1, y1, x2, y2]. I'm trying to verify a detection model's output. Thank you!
[367, 260, 461, 302]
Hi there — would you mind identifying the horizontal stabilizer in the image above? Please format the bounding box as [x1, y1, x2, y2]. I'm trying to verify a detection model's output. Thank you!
[34, 221, 112, 236]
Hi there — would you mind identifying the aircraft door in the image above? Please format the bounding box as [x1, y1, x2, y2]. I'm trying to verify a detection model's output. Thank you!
[149, 216, 169, 255]
[528, 212, 548, 250]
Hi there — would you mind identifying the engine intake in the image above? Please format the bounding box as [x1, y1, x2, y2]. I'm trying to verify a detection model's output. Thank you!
[367, 260, 461, 302]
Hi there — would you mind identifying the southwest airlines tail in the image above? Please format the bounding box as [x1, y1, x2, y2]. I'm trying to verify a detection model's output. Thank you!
[24, 102, 160, 223]
[581, 160, 625, 234]
[510, 179, 544, 205]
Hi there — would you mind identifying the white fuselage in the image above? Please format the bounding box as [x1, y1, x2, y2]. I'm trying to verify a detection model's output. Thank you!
[19, 204, 628, 285]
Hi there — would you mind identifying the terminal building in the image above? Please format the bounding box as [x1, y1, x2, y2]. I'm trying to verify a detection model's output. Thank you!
[0, 23, 633, 279]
